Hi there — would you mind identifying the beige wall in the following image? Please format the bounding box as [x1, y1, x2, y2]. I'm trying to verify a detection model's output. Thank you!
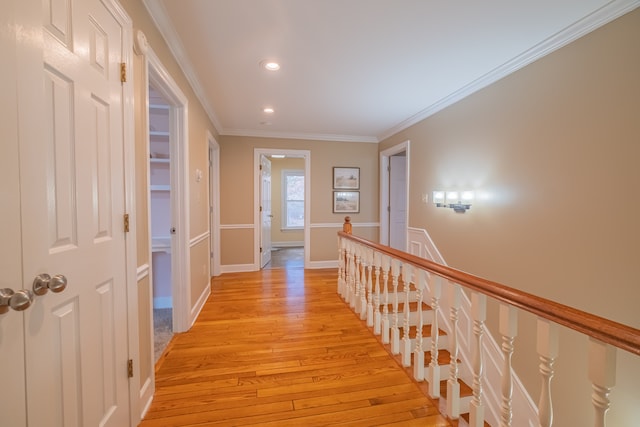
[118, 0, 218, 391]
[219, 136, 379, 265]
[270, 157, 305, 245]
[380, 9, 640, 426]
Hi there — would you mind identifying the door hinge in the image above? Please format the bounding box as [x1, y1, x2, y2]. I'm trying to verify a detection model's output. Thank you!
[120, 62, 127, 83]
[260, 246, 263, 253]
[259, 205, 263, 212]
[387, 206, 391, 212]
[259, 164, 263, 171]
[124, 213, 130, 232]
[127, 359, 134, 378]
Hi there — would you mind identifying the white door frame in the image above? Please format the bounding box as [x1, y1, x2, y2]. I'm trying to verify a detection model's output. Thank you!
[143, 49, 191, 331]
[254, 148, 311, 270]
[113, 2, 140, 424]
[380, 140, 410, 247]
[208, 131, 221, 277]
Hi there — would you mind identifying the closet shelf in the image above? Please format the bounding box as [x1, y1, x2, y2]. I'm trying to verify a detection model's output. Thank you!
[150, 158, 170, 164]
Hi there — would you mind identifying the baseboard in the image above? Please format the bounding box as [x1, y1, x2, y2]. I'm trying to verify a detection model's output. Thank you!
[307, 260, 338, 269]
[220, 263, 256, 273]
[272, 241, 304, 248]
[189, 281, 211, 328]
[139, 377, 154, 420]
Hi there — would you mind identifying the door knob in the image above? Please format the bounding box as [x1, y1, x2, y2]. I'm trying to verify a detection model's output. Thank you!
[33, 273, 68, 296]
[0, 288, 35, 314]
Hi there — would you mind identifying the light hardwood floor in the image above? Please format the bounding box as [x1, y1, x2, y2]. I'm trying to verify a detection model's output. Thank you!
[140, 268, 452, 426]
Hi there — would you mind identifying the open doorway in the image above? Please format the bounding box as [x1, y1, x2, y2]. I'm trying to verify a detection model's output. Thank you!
[148, 84, 173, 362]
[254, 149, 311, 270]
[380, 141, 410, 251]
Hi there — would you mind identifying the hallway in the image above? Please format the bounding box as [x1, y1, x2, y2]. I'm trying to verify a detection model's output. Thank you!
[140, 268, 450, 426]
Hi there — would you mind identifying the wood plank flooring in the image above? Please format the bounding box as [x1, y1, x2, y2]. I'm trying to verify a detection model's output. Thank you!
[139, 268, 452, 427]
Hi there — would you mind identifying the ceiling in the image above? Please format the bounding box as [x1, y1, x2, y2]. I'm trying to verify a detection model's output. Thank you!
[144, 0, 638, 143]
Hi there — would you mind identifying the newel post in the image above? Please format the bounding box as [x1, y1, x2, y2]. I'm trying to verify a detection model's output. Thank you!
[343, 216, 352, 234]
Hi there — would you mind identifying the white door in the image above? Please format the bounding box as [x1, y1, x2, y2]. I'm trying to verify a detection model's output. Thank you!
[0, 2, 27, 423]
[261, 155, 273, 268]
[1, 0, 131, 425]
[389, 154, 408, 251]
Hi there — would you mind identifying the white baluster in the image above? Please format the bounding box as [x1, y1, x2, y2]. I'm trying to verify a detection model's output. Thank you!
[390, 259, 401, 355]
[401, 263, 413, 367]
[588, 338, 616, 427]
[537, 318, 559, 427]
[413, 269, 426, 381]
[352, 246, 361, 312]
[366, 249, 374, 326]
[428, 274, 442, 398]
[344, 242, 353, 305]
[381, 255, 391, 344]
[373, 251, 382, 335]
[446, 282, 461, 417]
[499, 304, 518, 427]
[469, 292, 487, 427]
[359, 249, 368, 320]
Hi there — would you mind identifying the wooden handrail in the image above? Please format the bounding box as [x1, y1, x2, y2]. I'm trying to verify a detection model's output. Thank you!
[338, 231, 640, 356]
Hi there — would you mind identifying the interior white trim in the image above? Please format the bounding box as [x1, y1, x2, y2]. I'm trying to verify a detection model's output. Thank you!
[307, 260, 339, 269]
[380, 140, 410, 248]
[220, 264, 257, 273]
[376, 0, 640, 141]
[222, 128, 378, 144]
[273, 241, 304, 248]
[254, 148, 311, 270]
[208, 132, 221, 277]
[141, 0, 222, 133]
[190, 231, 210, 247]
[136, 263, 150, 282]
[220, 224, 255, 229]
[146, 47, 191, 335]
[407, 226, 538, 426]
[109, 1, 139, 423]
[311, 222, 380, 228]
[189, 280, 211, 328]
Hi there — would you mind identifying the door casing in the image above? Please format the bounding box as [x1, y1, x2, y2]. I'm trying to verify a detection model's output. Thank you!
[254, 148, 311, 270]
[380, 140, 410, 248]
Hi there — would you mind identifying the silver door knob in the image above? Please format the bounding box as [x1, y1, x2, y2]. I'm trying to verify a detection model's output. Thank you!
[33, 273, 68, 296]
[0, 288, 35, 313]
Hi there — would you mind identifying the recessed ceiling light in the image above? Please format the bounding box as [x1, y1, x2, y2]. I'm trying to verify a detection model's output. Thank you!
[263, 107, 274, 114]
[260, 60, 280, 71]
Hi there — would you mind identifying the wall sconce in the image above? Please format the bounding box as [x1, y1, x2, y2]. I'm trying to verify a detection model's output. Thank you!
[433, 190, 474, 213]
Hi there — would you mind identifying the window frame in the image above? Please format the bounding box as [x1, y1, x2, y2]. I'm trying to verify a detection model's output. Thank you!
[281, 169, 305, 230]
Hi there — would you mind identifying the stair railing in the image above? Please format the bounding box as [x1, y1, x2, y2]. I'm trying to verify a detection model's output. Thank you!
[338, 224, 640, 427]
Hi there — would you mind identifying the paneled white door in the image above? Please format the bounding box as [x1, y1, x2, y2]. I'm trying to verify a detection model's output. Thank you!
[389, 154, 408, 251]
[1, 0, 131, 425]
[0, 1, 27, 424]
[261, 155, 272, 268]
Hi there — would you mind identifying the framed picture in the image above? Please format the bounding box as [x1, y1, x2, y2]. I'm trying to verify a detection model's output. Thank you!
[333, 191, 360, 213]
[333, 167, 360, 189]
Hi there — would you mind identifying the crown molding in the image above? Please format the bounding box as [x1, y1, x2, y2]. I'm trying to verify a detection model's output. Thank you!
[377, 0, 640, 142]
[221, 128, 379, 143]
[142, 0, 223, 133]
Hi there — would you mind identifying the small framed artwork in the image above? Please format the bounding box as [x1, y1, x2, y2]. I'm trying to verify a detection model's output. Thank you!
[333, 167, 360, 190]
[333, 191, 360, 213]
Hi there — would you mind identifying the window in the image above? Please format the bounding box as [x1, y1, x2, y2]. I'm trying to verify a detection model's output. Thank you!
[282, 170, 304, 229]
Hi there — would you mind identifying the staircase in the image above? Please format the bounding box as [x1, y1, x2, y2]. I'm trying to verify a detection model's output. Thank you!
[338, 251, 478, 424]
[337, 226, 640, 427]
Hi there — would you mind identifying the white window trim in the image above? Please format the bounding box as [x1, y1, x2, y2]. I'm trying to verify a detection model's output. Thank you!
[281, 169, 304, 230]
